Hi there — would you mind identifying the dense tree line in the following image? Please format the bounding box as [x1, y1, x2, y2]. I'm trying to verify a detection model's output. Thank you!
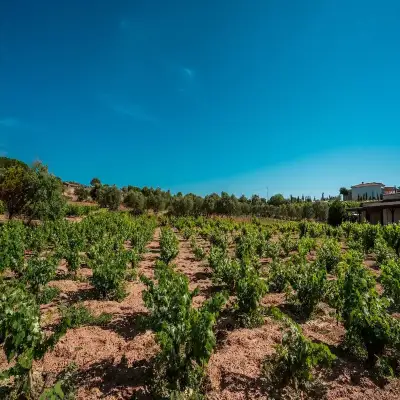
[84, 178, 357, 223]
[0, 157, 358, 224]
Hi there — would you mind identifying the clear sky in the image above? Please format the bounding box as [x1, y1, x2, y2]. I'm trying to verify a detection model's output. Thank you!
[1, 1, 399, 198]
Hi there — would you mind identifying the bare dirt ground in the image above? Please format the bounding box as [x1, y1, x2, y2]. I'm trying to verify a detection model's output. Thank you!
[1, 229, 400, 399]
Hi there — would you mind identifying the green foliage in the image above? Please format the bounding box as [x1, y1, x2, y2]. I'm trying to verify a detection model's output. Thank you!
[327, 200, 346, 226]
[0, 199, 5, 214]
[262, 309, 336, 397]
[298, 236, 316, 258]
[374, 237, 397, 267]
[316, 238, 341, 272]
[62, 223, 85, 276]
[267, 260, 295, 293]
[160, 227, 179, 264]
[39, 363, 77, 400]
[25, 163, 67, 221]
[208, 246, 240, 290]
[190, 237, 206, 261]
[74, 185, 90, 201]
[208, 229, 229, 252]
[0, 220, 26, 274]
[264, 240, 281, 261]
[0, 165, 31, 218]
[279, 232, 297, 257]
[60, 304, 112, 328]
[97, 185, 121, 210]
[268, 193, 286, 206]
[0, 283, 69, 396]
[141, 262, 227, 396]
[289, 263, 327, 318]
[236, 264, 267, 327]
[381, 259, 400, 311]
[382, 223, 400, 256]
[334, 252, 400, 368]
[37, 286, 61, 305]
[360, 224, 381, 253]
[24, 255, 58, 296]
[235, 229, 259, 262]
[90, 240, 128, 300]
[124, 190, 146, 215]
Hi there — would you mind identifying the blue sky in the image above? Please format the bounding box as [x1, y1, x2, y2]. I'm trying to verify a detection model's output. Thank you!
[1, 1, 400, 198]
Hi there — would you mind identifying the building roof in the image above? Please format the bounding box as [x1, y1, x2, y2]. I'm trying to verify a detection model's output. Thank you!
[348, 200, 400, 211]
[351, 182, 385, 188]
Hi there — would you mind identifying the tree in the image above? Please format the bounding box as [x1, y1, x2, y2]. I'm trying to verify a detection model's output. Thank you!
[90, 177, 102, 200]
[327, 200, 346, 226]
[0, 165, 31, 218]
[0, 157, 28, 183]
[268, 193, 286, 206]
[203, 194, 218, 215]
[90, 177, 101, 187]
[124, 190, 145, 214]
[0, 163, 66, 220]
[25, 163, 67, 221]
[75, 186, 90, 201]
[98, 185, 121, 210]
[340, 187, 350, 196]
[312, 201, 329, 222]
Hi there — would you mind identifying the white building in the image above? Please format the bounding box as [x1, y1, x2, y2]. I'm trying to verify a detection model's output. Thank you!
[351, 182, 384, 201]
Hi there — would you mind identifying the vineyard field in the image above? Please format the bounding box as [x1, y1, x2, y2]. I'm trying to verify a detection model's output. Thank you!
[1, 213, 400, 399]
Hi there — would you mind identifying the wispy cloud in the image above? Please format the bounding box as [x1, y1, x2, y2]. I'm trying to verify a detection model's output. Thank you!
[183, 67, 194, 79]
[112, 104, 157, 124]
[0, 117, 22, 129]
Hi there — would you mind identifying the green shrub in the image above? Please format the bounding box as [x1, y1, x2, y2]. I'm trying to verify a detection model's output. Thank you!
[39, 363, 77, 400]
[265, 241, 281, 261]
[141, 262, 227, 396]
[0, 284, 70, 396]
[268, 260, 295, 293]
[298, 236, 316, 258]
[208, 229, 229, 252]
[97, 185, 121, 210]
[327, 200, 346, 226]
[381, 259, 400, 311]
[236, 265, 267, 327]
[335, 252, 400, 368]
[0, 220, 26, 274]
[262, 309, 336, 397]
[159, 227, 179, 264]
[23, 256, 58, 297]
[37, 286, 61, 305]
[63, 223, 85, 276]
[279, 232, 297, 257]
[374, 237, 397, 267]
[190, 236, 206, 261]
[316, 238, 341, 272]
[208, 247, 240, 290]
[90, 243, 128, 300]
[235, 230, 258, 262]
[288, 263, 327, 318]
[361, 224, 381, 253]
[382, 223, 400, 256]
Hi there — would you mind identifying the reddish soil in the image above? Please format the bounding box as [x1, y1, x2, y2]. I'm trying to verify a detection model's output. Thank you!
[1, 230, 400, 399]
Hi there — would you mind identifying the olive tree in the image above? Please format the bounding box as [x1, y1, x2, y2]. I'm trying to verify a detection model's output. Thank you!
[98, 185, 121, 210]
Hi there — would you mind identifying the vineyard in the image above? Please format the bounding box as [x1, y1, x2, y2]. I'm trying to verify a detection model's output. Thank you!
[1, 211, 400, 399]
